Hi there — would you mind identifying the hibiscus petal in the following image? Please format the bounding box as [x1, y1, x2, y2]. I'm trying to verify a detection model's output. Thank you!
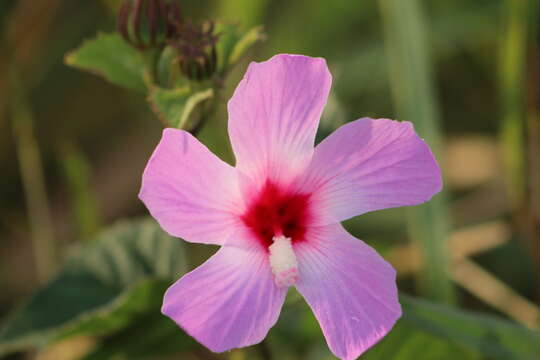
[162, 241, 287, 352]
[294, 224, 401, 360]
[139, 129, 244, 245]
[299, 118, 442, 224]
[228, 54, 332, 188]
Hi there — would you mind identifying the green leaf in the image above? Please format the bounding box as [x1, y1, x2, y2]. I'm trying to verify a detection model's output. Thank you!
[215, 24, 265, 74]
[65, 33, 146, 92]
[0, 218, 186, 356]
[400, 294, 540, 360]
[80, 308, 194, 360]
[367, 296, 540, 359]
[276, 294, 540, 360]
[147, 86, 214, 128]
[363, 320, 480, 360]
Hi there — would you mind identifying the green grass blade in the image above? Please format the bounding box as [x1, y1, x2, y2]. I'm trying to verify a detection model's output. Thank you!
[59, 144, 102, 240]
[498, 0, 530, 210]
[10, 69, 57, 283]
[378, 0, 456, 304]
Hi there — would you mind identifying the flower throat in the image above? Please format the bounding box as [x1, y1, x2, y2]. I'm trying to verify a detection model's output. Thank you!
[241, 181, 310, 248]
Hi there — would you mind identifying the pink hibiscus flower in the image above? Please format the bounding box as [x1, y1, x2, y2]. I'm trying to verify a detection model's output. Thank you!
[139, 54, 442, 360]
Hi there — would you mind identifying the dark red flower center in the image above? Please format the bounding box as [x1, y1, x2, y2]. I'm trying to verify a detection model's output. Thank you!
[241, 181, 310, 248]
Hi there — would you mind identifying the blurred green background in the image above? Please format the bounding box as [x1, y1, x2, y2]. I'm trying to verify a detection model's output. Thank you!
[1, 0, 539, 359]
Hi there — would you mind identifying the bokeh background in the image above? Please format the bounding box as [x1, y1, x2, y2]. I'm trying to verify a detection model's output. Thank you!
[1, 0, 539, 359]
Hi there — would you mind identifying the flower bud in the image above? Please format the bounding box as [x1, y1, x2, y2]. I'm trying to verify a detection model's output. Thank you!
[169, 21, 219, 81]
[117, 0, 179, 50]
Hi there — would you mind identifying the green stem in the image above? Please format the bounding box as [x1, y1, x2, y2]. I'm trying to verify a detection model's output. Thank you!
[500, 0, 540, 299]
[498, 0, 529, 210]
[378, 0, 456, 304]
[10, 70, 57, 283]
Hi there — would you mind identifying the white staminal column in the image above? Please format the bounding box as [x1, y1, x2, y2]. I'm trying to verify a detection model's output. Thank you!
[268, 235, 299, 287]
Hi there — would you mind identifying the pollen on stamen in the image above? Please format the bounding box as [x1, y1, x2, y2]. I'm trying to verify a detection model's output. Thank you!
[269, 235, 299, 287]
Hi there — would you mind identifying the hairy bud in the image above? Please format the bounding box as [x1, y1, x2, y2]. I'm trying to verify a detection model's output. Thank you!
[117, 0, 180, 50]
[168, 21, 219, 81]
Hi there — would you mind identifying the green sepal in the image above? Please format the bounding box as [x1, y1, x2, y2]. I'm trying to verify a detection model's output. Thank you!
[215, 23, 265, 75]
[147, 86, 214, 128]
